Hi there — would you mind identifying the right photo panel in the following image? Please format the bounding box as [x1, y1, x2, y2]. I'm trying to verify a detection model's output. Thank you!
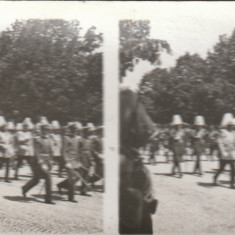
[119, 3, 235, 234]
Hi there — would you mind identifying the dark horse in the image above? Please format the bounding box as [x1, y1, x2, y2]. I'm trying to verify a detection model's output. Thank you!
[120, 87, 158, 234]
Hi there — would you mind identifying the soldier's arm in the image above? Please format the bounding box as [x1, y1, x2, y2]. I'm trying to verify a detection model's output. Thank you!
[218, 134, 227, 157]
[34, 138, 40, 161]
[62, 136, 69, 162]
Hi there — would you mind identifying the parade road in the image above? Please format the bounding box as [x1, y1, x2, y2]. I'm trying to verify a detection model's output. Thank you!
[146, 156, 235, 234]
[0, 165, 103, 233]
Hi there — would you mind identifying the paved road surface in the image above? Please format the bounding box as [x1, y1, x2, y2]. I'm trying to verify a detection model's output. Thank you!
[146, 155, 235, 234]
[0, 164, 103, 233]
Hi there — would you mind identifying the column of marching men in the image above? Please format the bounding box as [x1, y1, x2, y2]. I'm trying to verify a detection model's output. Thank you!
[0, 116, 103, 204]
[144, 113, 235, 188]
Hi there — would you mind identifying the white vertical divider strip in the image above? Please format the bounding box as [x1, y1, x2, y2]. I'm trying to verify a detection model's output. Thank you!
[103, 17, 119, 235]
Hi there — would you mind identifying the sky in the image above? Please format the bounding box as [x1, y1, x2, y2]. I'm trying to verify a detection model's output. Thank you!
[0, 2, 108, 35]
[149, 2, 235, 68]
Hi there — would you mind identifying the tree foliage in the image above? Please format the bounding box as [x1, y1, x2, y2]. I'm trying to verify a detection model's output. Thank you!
[0, 19, 103, 124]
[119, 20, 171, 78]
[140, 30, 235, 124]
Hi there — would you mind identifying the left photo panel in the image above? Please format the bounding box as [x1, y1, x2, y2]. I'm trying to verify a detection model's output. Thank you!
[0, 3, 104, 233]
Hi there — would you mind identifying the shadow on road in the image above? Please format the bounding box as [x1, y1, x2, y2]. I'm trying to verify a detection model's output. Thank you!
[204, 170, 216, 174]
[21, 174, 33, 178]
[182, 172, 196, 175]
[75, 185, 104, 193]
[32, 194, 65, 201]
[89, 185, 104, 192]
[219, 180, 231, 185]
[154, 173, 180, 178]
[144, 161, 169, 165]
[197, 182, 216, 188]
[198, 182, 230, 189]
[4, 195, 40, 203]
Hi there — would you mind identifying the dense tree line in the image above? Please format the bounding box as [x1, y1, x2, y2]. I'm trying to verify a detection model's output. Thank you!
[0, 19, 103, 125]
[120, 20, 235, 125]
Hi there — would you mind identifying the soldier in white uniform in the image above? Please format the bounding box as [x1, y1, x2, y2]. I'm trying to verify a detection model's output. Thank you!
[57, 122, 83, 202]
[191, 116, 207, 175]
[170, 115, 185, 178]
[14, 119, 35, 180]
[80, 123, 96, 194]
[50, 120, 63, 177]
[214, 113, 235, 188]
[6, 122, 16, 178]
[6, 122, 16, 162]
[0, 116, 12, 182]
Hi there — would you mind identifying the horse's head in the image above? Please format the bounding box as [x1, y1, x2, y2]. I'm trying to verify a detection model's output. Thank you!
[120, 87, 155, 150]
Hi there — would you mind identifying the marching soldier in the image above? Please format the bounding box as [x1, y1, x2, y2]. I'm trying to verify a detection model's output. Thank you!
[149, 126, 160, 165]
[14, 118, 35, 180]
[80, 123, 96, 195]
[6, 122, 16, 162]
[214, 113, 235, 189]
[0, 116, 12, 182]
[207, 125, 219, 161]
[34, 123, 41, 137]
[170, 115, 185, 178]
[182, 123, 193, 159]
[50, 120, 63, 177]
[57, 122, 83, 202]
[162, 125, 171, 163]
[6, 122, 17, 179]
[191, 116, 207, 175]
[89, 124, 103, 184]
[22, 122, 55, 204]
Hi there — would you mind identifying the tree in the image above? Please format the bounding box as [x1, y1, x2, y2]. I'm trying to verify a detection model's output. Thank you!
[120, 20, 171, 78]
[139, 28, 235, 125]
[0, 19, 103, 124]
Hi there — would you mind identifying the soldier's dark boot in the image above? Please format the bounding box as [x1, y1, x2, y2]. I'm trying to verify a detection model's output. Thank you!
[57, 184, 62, 195]
[45, 200, 56, 205]
[213, 175, 217, 186]
[5, 160, 11, 183]
[22, 186, 26, 199]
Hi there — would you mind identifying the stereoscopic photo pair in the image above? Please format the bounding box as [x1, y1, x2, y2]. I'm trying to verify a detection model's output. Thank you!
[0, 2, 235, 235]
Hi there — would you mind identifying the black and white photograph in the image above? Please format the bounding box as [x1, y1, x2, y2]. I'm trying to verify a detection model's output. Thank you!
[119, 2, 235, 234]
[0, 2, 104, 233]
[2, 1, 235, 235]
